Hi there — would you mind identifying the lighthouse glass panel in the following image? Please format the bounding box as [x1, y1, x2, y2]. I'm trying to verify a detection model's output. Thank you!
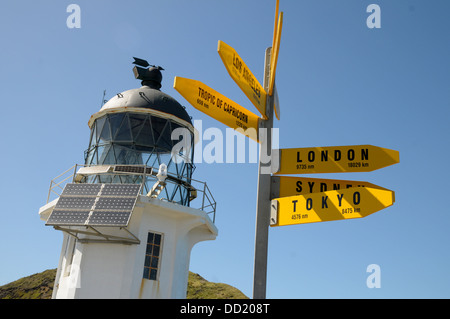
[84, 113, 195, 206]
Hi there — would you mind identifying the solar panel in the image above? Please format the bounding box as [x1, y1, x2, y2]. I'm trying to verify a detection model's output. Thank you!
[61, 183, 102, 196]
[46, 210, 90, 226]
[113, 165, 152, 175]
[94, 197, 136, 211]
[101, 184, 141, 197]
[54, 197, 96, 210]
[87, 211, 132, 226]
[46, 183, 141, 227]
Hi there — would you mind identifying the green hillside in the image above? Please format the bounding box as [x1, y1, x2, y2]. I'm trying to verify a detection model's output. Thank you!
[0, 269, 248, 299]
[187, 272, 248, 299]
[0, 269, 55, 299]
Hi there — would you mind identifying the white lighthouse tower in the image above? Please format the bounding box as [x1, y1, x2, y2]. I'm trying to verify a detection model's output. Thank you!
[38, 58, 218, 299]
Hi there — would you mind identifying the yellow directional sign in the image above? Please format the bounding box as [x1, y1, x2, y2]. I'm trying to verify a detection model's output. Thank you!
[271, 176, 391, 198]
[271, 0, 280, 52]
[270, 187, 395, 227]
[218, 40, 267, 119]
[269, 10, 283, 96]
[273, 145, 400, 175]
[273, 83, 280, 120]
[173, 76, 260, 142]
[268, 0, 281, 118]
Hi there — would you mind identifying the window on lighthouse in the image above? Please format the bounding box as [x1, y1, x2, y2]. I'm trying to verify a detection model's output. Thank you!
[143, 232, 162, 280]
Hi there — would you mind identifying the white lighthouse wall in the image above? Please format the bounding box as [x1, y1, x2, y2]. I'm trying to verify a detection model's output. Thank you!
[50, 196, 217, 299]
[77, 243, 135, 298]
[132, 198, 217, 299]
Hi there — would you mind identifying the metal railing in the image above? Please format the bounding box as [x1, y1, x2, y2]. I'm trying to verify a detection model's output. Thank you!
[46, 164, 217, 223]
[47, 165, 78, 203]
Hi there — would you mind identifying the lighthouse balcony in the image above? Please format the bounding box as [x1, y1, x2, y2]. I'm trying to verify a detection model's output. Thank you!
[43, 163, 216, 223]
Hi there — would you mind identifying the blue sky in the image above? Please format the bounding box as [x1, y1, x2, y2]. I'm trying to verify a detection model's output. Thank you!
[1, 0, 449, 299]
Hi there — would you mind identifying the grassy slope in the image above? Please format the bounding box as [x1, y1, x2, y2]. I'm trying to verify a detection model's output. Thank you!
[0, 269, 248, 299]
[187, 272, 248, 299]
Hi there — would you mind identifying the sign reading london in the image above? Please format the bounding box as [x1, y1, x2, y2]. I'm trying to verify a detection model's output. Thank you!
[218, 40, 267, 119]
[273, 145, 400, 174]
[173, 76, 260, 142]
[270, 187, 395, 227]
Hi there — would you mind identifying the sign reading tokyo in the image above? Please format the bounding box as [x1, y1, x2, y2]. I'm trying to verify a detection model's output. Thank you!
[173, 76, 260, 142]
[273, 145, 399, 174]
[270, 187, 395, 227]
[218, 40, 267, 119]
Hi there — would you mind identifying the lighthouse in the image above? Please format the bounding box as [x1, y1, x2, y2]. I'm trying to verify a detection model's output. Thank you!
[38, 58, 218, 299]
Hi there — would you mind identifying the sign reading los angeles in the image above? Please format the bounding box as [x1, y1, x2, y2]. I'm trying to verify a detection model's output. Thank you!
[218, 40, 267, 119]
[272, 145, 400, 174]
[270, 187, 395, 227]
[173, 76, 260, 142]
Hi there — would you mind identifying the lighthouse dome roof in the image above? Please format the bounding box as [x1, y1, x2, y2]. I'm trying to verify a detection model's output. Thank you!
[99, 85, 192, 126]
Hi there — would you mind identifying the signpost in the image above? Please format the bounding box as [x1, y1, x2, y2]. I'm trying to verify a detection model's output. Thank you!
[218, 40, 267, 119]
[173, 76, 260, 142]
[253, 1, 283, 298]
[273, 145, 400, 175]
[253, 47, 274, 300]
[173, 0, 399, 300]
[270, 187, 395, 227]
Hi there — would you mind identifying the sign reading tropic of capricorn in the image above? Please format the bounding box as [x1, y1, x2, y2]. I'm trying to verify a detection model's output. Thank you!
[173, 76, 261, 142]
